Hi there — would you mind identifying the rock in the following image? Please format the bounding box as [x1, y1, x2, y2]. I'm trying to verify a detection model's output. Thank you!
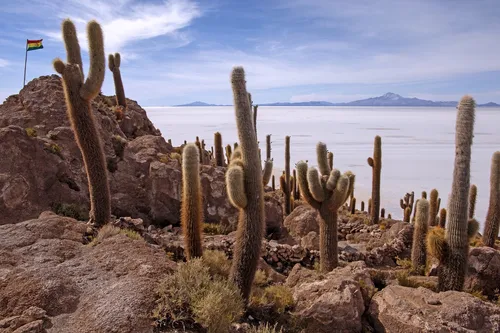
[283, 205, 319, 238]
[364, 223, 414, 267]
[0, 216, 175, 333]
[257, 258, 286, 284]
[289, 261, 375, 333]
[301, 231, 319, 250]
[368, 285, 500, 333]
[465, 246, 500, 299]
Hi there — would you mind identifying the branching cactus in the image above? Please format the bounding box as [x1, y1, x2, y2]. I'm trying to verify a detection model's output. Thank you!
[285, 136, 291, 214]
[482, 152, 500, 247]
[181, 144, 203, 259]
[296, 142, 351, 272]
[427, 95, 476, 291]
[468, 184, 477, 219]
[411, 199, 429, 275]
[214, 132, 225, 167]
[429, 189, 439, 227]
[400, 192, 415, 222]
[108, 52, 126, 108]
[226, 67, 265, 302]
[367, 136, 382, 224]
[53, 19, 110, 228]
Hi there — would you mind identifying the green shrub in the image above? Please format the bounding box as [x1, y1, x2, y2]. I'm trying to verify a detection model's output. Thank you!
[154, 259, 244, 333]
[52, 202, 89, 221]
[45, 143, 62, 157]
[203, 223, 224, 235]
[119, 228, 143, 241]
[250, 285, 295, 315]
[25, 127, 37, 137]
[202, 250, 231, 279]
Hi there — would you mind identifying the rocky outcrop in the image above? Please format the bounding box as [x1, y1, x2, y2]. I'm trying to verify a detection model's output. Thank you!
[368, 285, 500, 332]
[287, 262, 375, 333]
[465, 246, 500, 299]
[0, 213, 175, 333]
[0, 76, 283, 230]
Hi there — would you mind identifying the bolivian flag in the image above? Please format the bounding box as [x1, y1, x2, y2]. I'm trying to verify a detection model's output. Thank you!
[26, 39, 43, 51]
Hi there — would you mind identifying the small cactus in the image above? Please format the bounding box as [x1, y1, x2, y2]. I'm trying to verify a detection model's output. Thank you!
[380, 208, 385, 218]
[226, 67, 265, 302]
[214, 132, 224, 167]
[266, 134, 271, 160]
[284, 136, 291, 214]
[482, 152, 500, 247]
[422, 191, 427, 199]
[296, 142, 351, 272]
[428, 189, 439, 226]
[439, 208, 447, 228]
[411, 199, 429, 275]
[361, 201, 365, 212]
[225, 144, 232, 164]
[108, 52, 126, 108]
[368, 198, 372, 215]
[350, 197, 356, 214]
[469, 184, 477, 219]
[271, 175, 275, 191]
[367, 136, 382, 224]
[53, 19, 110, 228]
[181, 144, 203, 260]
[328, 151, 333, 170]
[400, 192, 415, 222]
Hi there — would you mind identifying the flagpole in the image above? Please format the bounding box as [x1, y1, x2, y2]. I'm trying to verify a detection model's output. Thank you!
[23, 39, 28, 87]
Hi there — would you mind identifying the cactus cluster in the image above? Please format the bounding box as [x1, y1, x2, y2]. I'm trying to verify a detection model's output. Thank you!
[53, 19, 110, 228]
[367, 136, 382, 224]
[296, 142, 352, 272]
[226, 67, 265, 302]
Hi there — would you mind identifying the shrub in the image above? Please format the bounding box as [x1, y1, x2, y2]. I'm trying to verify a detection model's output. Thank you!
[396, 270, 437, 291]
[248, 323, 283, 333]
[119, 228, 143, 241]
[45, 143, 62, 157]
[203, 223, 224, 235]
[52, 202, 89, 220]
[250, 285, 295, 315]
[154, 259, 244, 333]
[395, 256, 413, 270]
[253, 269, 269, 287]
[202, 250, 231, 278]
[89, 225, 143, 246]
[25, 127, 37, 137]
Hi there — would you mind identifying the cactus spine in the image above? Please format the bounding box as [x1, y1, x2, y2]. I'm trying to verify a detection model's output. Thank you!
[482, 152, 500, 247]
[433, 96, 476, 291]
[181, 144, 203, 259]
[367, 136, 382, 224]
[214, 132, 224, 167]
[108, 52, 126, 108]
[428, 189, 439, 227]
[296, 142, 350, 272]
[411, 199, 429, 275]
[468, 184, 477, 219]
[284, 136, 291, 214]
[53, 19, 110, 228]
[226, 67, 265, 302]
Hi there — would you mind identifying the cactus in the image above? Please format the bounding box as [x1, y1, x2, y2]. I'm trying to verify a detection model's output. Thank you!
[412, 199, 420, 223]
[293, 169, 299, 200]
[400, 192, 415, 222]
[284, 136, 291, 215]
[214, 132, 224, 167]
[181, 144, 203, 260]
[225, 144, 232, 164]
[108, 52, 126, 108]
[226, 67, 265, 302]
[253, 105, 258, 135]
[388, 213, 392, 219]
[482, 152, 500, 247]
[279, 174, 287, 193]
[422, 191, 427, 199]
[439, 208, 447, 228]
[350, 197, 356, 214]
[361, 201, 365, 212]
[271, 175, 275, 191]
[411, 199, 429, 275]
[266, 134, 271, 160]
[434, 95, 475, 291]
[262, 158, 273, 186]
[328, 151, 333, 170]
[380, 208, 385, 218]
[428, 189, 439, 227]
[53, 19, 110, 228]
[296, 142, 351, 272]
[368, 198, 372, 215]
[468, 184, 477, 219]
[367, 136, 382, 224]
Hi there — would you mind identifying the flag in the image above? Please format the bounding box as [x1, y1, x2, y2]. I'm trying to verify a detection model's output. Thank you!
[27, 39, 43, 52]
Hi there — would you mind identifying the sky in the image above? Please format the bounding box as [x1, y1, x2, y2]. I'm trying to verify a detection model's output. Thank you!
[1, 0, 500, 106]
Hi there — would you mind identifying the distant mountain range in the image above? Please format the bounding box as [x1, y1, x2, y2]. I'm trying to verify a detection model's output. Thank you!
[175, 93, 500, 107]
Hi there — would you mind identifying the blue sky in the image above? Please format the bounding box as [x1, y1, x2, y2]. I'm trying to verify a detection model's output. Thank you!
[1, 0, 500, 106]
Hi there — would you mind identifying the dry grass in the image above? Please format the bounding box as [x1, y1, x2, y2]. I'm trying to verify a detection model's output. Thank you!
[396, 270, 437, 292]
[25, 127, 37, 137]
[202, 250, 231, 279]
[89, 225, 143, 246]
[250, 285, 295, 315]
[247, 323, 284, 333]
[52, 203, 89, 221]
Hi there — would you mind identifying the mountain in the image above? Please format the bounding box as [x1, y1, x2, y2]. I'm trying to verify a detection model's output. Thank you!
[176, 94, 500, 107]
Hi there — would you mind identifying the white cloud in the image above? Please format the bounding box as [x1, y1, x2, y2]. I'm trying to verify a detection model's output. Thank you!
[0, 59, 10, 67]
[42, 0, 201, 53]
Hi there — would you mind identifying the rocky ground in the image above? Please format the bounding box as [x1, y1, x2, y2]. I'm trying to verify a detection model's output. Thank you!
[1, 76, 500, 333]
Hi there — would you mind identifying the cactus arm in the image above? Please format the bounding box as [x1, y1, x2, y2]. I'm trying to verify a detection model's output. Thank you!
[330, 174, 349, 210]
[326, 169, 341, 191]
[307, 167, 325, 202]
[226, 164, 247, 209]
[367, 157, 374, 167]
[62, 19, 83, 77]
[316, 142, 331, 176]
[296, 161, 320, 209]
[468, 218, 479, 240]
[262, 159, 273, 186]
[328, 151, 333, 170]
[80, 21, 105, 100]
[53, 58, 66, 74]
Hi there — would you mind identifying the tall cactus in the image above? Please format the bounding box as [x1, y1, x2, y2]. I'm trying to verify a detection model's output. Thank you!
[53, 19, 110, 228]
[181, 144, 203, 259]
[482, 152, 500, 247]
[428, 189, 439, 226]
[226, 67, 265, 302]
[411, 199, 429, 275]
[427, 95, 476, 291]
[296, 142, 351, 272]
[468, 184, 477, 219]
[108, 52, 126, 108]
[367, 136, 382, 224]
[214, 132, 224, 167]
[284, 136, 291, 214]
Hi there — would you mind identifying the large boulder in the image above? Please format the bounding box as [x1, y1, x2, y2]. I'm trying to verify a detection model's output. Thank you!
[368, 285, 500, 332]
[283, 205, 319, 238]
[0, 214, 176, 333]
[287, 261, 375, 333]
[465, 246, 500, 299]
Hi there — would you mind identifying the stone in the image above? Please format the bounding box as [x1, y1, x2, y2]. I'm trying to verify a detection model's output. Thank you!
[465, 246, 500, 299]
[283, 205, 319, 238]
